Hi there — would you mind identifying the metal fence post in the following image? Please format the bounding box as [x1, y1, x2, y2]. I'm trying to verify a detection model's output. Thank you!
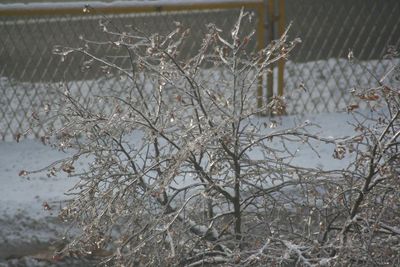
[266, 0, 275, 107]
[277, 0, 285, 97]
[257, 2, 266, 109]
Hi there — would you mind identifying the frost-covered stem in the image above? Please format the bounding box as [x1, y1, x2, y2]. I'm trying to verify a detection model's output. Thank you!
[166, 230, 175, 258]
[341, 143, 378, 242]
[230, 17, 244, 241]
[280, 240, 312, 266]
[71, 48, 134, 80]
[163, 50, 209, 126]
[190, 155, 234, 202]
[186, 256, 227, 267]
[233, 159, 242, 242]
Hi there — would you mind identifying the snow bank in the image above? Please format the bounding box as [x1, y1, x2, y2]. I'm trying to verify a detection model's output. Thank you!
[0, 0, 261, 14]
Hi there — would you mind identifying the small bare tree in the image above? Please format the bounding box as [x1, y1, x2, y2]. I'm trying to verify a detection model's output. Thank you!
[23, 10, 399, 266]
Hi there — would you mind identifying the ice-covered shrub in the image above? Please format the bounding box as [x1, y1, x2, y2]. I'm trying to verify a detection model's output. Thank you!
[24, 9, 400, 266]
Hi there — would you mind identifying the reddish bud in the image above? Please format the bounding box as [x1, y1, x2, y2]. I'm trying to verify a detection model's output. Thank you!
[43, 201, 52, 210]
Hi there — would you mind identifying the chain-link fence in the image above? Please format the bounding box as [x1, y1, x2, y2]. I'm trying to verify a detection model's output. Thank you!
[1, 0, 400, 141]
[0, 1, 263, 141]
[282, 0, 400, 114]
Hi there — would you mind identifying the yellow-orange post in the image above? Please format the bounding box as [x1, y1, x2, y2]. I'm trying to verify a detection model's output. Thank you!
[277, 0, 286, 97]
[266, 0, 275, 106]
[256, 3, 266, 109]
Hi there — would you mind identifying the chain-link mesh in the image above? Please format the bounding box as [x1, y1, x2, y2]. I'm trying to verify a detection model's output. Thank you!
[283, 0, 400, 114]
[2, 1, 399, 141]
[0, 6, 259, 141]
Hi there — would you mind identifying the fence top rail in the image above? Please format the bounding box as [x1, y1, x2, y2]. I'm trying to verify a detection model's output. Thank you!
[0, 0, 263, 16]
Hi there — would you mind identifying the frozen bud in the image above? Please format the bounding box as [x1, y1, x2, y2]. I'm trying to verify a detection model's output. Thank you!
[19, 170, 28, 176]
[333, 144, 346, 160]
[15, 132, 21, 143]
[291, 37, 302, 44]
[44, 103, 51, 113]
[83, 5, 90, 13]
[347, 50, 354, 62]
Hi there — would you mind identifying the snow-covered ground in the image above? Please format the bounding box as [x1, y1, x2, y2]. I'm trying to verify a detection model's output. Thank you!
[0, 140, 79, 265]
[0, 111, 354, 264]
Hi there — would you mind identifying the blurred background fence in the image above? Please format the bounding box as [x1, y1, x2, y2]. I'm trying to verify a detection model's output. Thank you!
[283, 0, 400, 114]
[0, 0, 264, 141]
[1, 0, 400, 141]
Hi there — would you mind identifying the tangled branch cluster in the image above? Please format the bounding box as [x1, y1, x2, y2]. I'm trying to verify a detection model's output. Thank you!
[28, 10, 399, 266]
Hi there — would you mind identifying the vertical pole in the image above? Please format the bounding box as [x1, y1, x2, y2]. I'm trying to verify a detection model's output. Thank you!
[257, 3, 266, 109]
[267, 0, 275, 106]
[277, 0, 285, 97]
